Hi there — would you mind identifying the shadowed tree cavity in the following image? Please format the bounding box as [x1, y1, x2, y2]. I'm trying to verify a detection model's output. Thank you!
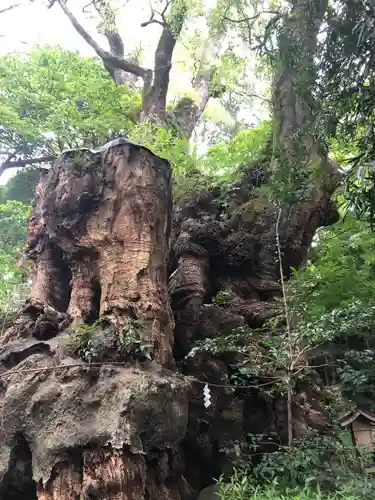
[2, 434, 37, 500]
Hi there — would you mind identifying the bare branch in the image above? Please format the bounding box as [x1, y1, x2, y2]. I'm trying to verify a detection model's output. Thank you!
[159, 0, 171, 22]
[141, 14, 164, 28]
[82, 1, 95, 13]
[0, 155, 56, 178]
[0, 5, 19, 14]
[141, 18, 164, 27]
[56, 0, 152, 84]
[229, 86, 272, 104]
[141, 1, 168, 28]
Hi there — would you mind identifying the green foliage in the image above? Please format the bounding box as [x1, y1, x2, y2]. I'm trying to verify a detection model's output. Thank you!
[250, 433, 360, 491]
[294, 299, 375, 408]
[212, 290, 236, 305]
[208, 0, 280, 47]
[0, 167, 42, 204]
[341, 165, 375, 226]
[128, 121, 206, 202]
[202, 121, 272, 179]
[185, 322, 295, 393]
[264, 147, 314, 205]
[170, 120, 272, 206]
[319, 1, 375, 226]
[288, 216, 375, 407]
[167, 0, 204, 35]
[0, 45, 140, 158]
[0, 201, 30, 318]
[0, 200, 30, 251]
[119, 318, 152, 360]
[219, 476, 375, 500]
[219, 433, 374, 499]
[129, 120, 271, 203]
[129, 121, 195, 173]
[186, 325, 257, 358]
[288, 218, 375, 323]
[64, 319, 152, 363]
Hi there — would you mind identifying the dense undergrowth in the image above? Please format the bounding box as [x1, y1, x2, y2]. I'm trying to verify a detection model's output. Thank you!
[216, 430, 375, 498]
[186, 214, 375, 498]
[219, 479, 375, 500]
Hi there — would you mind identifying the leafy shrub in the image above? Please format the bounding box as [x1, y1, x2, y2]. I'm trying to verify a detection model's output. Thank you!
[0, 201, 30, 318]
[218, 433, 375, 499]
[186, 325, 256, 359]
[0, 45, 140, 156]
[287, 217, 375, 324]
[249, 433, 360, 491]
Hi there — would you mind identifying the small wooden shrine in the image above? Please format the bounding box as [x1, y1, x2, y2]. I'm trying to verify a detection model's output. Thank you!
[340, 408, 375, 473]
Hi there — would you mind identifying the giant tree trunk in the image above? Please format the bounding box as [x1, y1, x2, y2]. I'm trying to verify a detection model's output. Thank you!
[0, 141, 194, 500]
[26, 140, 174, 366]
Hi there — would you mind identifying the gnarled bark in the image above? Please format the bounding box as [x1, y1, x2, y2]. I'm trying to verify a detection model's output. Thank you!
[0, 140, 196, 500]
[167, 0, 338, 459]
[27, 140, 174, 365]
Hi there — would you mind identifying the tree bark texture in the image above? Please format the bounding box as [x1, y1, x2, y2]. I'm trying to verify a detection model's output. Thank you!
[272, 0, 329, 164]
[24, 141, 174, 366]
[0, 141, 195, 500]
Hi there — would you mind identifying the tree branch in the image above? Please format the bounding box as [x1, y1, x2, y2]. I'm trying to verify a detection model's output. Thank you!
[1, 1, 37, 15]
[92, 0, 125, 56]
[141, 17, 165, 28]
[88, 0, 130, 84]
[82, 0, 95, 13]
[229, 86, 272, 104]
[158, 0, 171, 23]
[141, 0, 187, 120]
[0, 155, 56, 178]
[141, 4, 164, 28]
[220, 1, 282, 49]
[223, 9, 279, 24]
[0, 4, 22, 14]
[56, 0, 152, 86]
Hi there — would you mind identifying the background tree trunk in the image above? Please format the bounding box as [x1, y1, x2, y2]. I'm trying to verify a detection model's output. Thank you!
[272, 0, 329, 166]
